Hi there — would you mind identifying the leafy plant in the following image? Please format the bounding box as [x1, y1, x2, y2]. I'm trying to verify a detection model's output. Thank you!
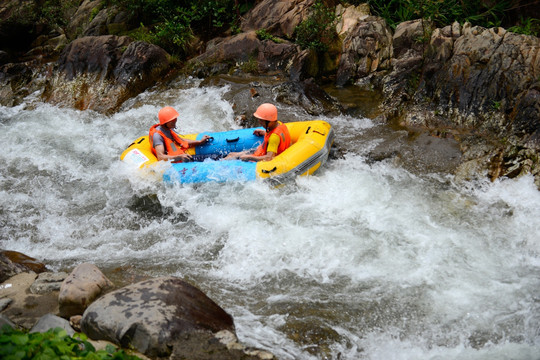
[294, 0, 339, 52]
[256, 29, 284, 43]
[508, 17, 540, 36]
[0, 326, 142, 360]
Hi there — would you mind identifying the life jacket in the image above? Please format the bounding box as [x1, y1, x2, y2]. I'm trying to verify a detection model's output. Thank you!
[149, 124, 189, 159]
[253, 122, 291, 157]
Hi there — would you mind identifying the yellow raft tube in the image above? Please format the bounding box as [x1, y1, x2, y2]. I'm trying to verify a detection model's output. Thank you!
[120, 120, 334, 184]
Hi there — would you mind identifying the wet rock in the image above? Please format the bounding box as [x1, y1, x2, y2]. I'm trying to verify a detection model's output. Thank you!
[58, 263, 114, 318]
[0, 250, 47, 282]
[274, 78, 344, 116]
[169, 329, 276, 360]
[43, 35, 170, 113]
[81, 276, 235, 358]
[400, 24, 540, 183]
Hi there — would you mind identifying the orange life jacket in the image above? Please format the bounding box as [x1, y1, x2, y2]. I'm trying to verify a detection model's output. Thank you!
[253, 122, 291, 157]
[149, 124, 189, 158]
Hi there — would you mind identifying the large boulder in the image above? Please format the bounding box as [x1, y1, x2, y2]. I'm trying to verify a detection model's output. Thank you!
[58, 263, 114, 318]
[43, 35, 170, 113]
[189, 31, 299, 78]
[80, 276, 235, 358]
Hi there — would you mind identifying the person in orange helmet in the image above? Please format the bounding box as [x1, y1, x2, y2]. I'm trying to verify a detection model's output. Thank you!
[225, 103, 291, 162]
[149, 106, 210, 162]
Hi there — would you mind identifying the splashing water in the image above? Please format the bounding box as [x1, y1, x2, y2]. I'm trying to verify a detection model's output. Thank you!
[1, 83, 539, 360]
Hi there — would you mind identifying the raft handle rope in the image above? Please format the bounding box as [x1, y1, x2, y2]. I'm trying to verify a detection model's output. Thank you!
[305, 126, 311, 134]
[261, 167, 277, 174]
[127, 137, 146, 148]
[226, 137, 240, 143]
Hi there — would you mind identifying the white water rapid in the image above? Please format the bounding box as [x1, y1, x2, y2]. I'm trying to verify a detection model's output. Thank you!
[1, 81, 539, 360]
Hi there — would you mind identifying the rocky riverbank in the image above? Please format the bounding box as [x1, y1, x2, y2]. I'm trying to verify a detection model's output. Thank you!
[0, 250, 275, 359]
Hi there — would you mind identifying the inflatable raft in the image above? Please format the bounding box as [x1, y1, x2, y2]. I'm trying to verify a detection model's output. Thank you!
[120, 120, 334, 184]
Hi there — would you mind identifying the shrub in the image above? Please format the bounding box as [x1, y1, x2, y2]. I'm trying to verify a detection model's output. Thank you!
[294, 0, 339, 52]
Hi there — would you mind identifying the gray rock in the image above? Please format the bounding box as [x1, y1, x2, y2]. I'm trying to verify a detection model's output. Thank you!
[30, 272, 69, 294]
[0, 298, 13, 312]
[81, 276, 235, 358]
[30, 313, 75, 336]
[0, 314, 15, 330]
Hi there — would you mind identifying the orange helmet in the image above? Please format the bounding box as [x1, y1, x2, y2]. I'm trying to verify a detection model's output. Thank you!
[253, 103, 278, 121]
[158, 106, 179, 125]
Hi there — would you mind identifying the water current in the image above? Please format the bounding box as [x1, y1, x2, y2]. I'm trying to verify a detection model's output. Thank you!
[1, 80, 539, 360]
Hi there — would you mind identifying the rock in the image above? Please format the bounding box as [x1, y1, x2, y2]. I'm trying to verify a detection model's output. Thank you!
[336, 16, 393, 87]
[335, 3, 371, 36]
[399, 23, 540, 183]
[30, 313, 75, 336]
[30, 272, 69, 294]
[80, 276, 235, 358]
[43, 35, 171, 113]
[66, 0, 103, 40]
[56, 35, 133, 81]
[0, 272, 59, 329]
[241, 0, 313, 38]
[0, 250, 47, 283]
[0, 298, 13, 312]
[169, 329, 276, 360]
[0, 314, 16, 330]
[84, 5, 130, 37]
[70, 315, 83, 332]
[189, 31, 299, 77]
[58, 263, 114, 318]
[274, 79, 344, 116]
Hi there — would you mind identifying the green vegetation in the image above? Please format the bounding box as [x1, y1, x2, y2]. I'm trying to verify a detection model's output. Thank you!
[112, 0, 255, 56]
[0, 326, 142, 360]
[345, 0, 539, 36]
[256, 29, 285, 43]
[40, 0, 81, 29]
[492, 100, 502, 110]
[294, 0, 339, 52]
[508, 17, 540, 36]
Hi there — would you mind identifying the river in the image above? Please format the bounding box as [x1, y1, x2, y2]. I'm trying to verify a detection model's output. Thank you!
[1, 79, 539, 360]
